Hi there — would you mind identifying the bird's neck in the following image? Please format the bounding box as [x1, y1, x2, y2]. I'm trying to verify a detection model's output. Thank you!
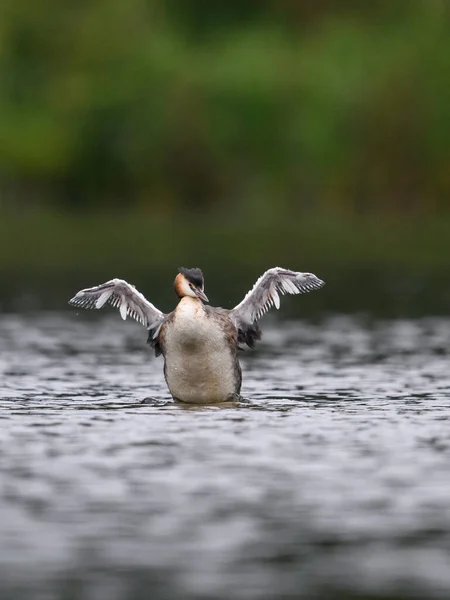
[175, 296, 205, 323]
[178, 295, 203, 309]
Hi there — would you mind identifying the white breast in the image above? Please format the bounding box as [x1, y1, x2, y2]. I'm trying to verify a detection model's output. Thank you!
[163, 298, 239, 403]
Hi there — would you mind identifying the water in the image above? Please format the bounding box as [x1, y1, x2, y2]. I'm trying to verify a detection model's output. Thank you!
[1, 312, 450, 600]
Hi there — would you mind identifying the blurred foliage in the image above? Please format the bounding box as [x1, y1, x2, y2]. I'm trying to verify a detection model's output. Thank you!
[2, 210, 450, 317]
[0, 0, 449, 217]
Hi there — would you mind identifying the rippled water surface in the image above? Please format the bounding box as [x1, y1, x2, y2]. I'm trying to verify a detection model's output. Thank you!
[1, 313, 450, 600]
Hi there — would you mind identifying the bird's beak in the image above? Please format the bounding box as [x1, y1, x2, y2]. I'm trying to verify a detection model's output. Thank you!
[195, 287, 209, 303]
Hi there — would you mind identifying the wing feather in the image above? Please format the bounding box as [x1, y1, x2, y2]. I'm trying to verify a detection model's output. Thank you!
[69, 279, 165, 335]
[230, 267, 324, 344]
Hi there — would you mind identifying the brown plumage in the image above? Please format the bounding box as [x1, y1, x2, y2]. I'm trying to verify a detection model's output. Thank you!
[173, 273, 185, 298]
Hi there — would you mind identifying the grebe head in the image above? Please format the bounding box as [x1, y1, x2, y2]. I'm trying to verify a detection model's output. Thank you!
[175, 268, 209, 302]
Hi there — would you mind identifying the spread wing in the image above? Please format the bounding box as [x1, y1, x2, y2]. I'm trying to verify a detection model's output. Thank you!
[69, 279, 165, 344]
[230, 267, 324, 349]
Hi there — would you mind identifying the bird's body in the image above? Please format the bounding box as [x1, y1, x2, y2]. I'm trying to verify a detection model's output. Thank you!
[161, 298, 241, 403]
[70, 267, 324, 403]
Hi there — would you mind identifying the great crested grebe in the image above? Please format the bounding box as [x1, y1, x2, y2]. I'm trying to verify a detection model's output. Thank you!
[69, 267, 324, 403]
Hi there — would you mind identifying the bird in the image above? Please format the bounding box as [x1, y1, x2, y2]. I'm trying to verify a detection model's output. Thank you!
[69, 267, 325, 403]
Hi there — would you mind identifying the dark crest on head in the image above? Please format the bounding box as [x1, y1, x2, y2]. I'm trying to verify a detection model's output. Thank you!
[178, 267, 204, 288]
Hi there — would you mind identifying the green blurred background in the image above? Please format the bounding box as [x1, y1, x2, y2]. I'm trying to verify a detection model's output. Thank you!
[0, 0, 449, 315]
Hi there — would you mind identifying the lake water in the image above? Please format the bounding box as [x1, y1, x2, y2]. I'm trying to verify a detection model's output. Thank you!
[1, 313, 450, 600]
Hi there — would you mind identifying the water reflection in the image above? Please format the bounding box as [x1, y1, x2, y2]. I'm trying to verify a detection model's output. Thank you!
[1, 313, 450, 599]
